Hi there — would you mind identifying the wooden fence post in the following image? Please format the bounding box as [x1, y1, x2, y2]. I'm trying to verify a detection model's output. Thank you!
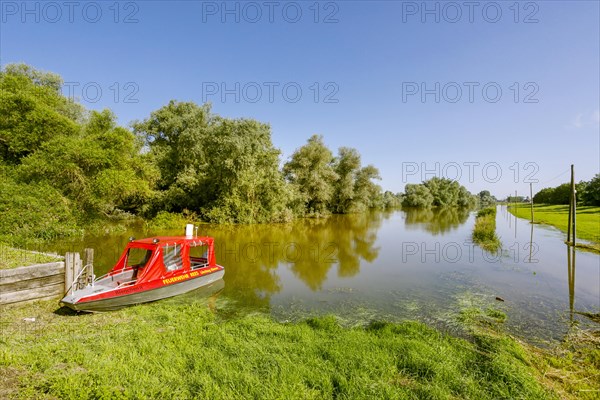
[65, 252, 74, 293]
[84, 248, 94, 285]
[84, 248, 94, 267]
[73, 252, 82, 289]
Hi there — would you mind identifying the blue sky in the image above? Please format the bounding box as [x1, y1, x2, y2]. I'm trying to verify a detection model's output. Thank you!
[2, 1, 599, 198]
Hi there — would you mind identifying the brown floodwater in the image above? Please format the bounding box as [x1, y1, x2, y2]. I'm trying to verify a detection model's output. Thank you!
[43, 206, 599, 344]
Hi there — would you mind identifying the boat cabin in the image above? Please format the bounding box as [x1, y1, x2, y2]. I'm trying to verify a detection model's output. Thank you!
[108, 236, 217, 286]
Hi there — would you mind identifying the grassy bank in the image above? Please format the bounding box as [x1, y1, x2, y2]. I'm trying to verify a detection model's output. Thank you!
[508, 204, 600, 248]
[472, 208, 501, 252]
[1, 299, 598, 399]
[0, 302, 548, 398]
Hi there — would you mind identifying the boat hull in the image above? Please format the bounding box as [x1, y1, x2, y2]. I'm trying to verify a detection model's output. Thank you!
[61, 269, 224, 312]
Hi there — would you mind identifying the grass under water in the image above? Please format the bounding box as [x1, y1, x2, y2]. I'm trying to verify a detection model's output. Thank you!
[1, 295, 598, 399]
[472, 208, 502, 253]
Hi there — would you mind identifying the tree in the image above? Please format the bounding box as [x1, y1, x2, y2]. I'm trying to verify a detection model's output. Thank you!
[402, 178, 475, 208]
[402, 184, 434, 208]
[134, 101, 292, 223]
[283, 135, 338, 216]
[423, 177, 460, 207]
[352, 165, 382, 212]
[0, 64, 83, 163]
[478, 190, 496, 207]
[581, 174, 600, 206]
[331, 147, 361, 213]
[19, 110, 155, 215]
[533, 187, 554, 204]
[200, 118, 292, 223]
[550, 183, 571, 204]
[133, 101, 212, 198]
[457, 186, 477, 208]
[381, 191, 402, 208]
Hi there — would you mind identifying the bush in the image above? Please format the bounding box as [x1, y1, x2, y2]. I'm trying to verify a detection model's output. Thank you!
[472, 208, 501, 252]
[0, 177, 81, 244]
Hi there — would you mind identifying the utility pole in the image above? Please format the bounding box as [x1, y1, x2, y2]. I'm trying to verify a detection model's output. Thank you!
[567, 165, 577, 246]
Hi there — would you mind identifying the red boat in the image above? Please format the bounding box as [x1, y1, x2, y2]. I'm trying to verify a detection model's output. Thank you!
[60, 230, 225, 312]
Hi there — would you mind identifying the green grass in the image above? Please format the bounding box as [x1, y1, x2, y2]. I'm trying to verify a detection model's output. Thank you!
[0, 299, 566, 400]
[472, 208, 502, 252]
[508, 204, 600, 244]
[0, 243, 62, 270]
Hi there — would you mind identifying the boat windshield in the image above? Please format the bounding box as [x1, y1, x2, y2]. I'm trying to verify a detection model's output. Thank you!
[126, 248, 153, 269]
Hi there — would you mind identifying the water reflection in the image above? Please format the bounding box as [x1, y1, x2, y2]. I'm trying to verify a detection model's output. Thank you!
[567, 244, 576, 322]
[213, 212, 385, 295]
[404, 207, 470, 235]
[40, 207, 600, 343]
[46, 212, 387, 308]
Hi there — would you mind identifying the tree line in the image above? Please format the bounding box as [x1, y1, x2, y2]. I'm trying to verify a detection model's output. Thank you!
[401, 177, 481, 209]
[532, 176, 600, 206]
[0, 64, 402, 243]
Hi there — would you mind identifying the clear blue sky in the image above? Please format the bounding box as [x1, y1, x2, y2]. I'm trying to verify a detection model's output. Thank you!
[2, 1, 599, 198]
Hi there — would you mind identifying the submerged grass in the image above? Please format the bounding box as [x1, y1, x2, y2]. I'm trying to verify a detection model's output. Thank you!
[0, 297, 578, 399]
[472, 208, 502, 252]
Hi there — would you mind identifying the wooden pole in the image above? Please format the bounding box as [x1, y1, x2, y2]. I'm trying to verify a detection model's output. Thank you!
[529, 183, 534, 223]
[568, 164, 573, 244]
[567, 244, 575, 322]
[572, 179, 577, 246]
[64, 253, 74, 294]
[84, 248, 94, 266]
[570, 164, 576, 245]
[84, 248, 94, 285]
[73, 252, 82, 290]
[529, 223, 533, 263]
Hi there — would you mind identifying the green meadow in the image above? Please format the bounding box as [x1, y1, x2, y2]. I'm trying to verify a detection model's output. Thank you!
[1, 299, 598, 399]
[508, 204, 600, 246]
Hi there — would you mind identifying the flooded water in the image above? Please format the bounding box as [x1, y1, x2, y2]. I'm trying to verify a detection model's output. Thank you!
[44, 206, 599, 344]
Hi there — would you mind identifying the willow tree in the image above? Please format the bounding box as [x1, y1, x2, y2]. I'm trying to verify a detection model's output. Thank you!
[402, 184, 434, 208]
[424, 177, 461, 207]
[331, 147, 361, 213]
[200, 117, 292, 223]
[0, 63, 83, 163]
[352, 164, 382, 212]
[133, 101, 213, 212]
[283, 135, 338, 217]
[134, 101, 291, 223]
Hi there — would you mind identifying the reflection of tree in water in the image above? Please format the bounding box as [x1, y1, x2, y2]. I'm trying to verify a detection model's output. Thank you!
[403, 207, 470, 235]
[287, 212, 384, 290]
[210, 225, 285, 309]
[45, 212, 387, 309]
[207, 211, 386, 302]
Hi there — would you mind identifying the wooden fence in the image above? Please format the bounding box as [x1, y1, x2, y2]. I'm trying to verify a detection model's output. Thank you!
[0, 249, 93, 306]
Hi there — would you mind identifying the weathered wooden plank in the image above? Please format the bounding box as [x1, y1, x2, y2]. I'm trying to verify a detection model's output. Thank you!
[0, 283, 64, 305]
[0, 273, 64, 293]
[84, 248, 94, 267]
[74, 252, 82, 285]
[65, 253, 74, 294]
[0, 262, 64, 284]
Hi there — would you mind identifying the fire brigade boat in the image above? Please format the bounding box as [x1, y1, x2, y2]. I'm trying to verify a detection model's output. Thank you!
[60, 227, 224, 312]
